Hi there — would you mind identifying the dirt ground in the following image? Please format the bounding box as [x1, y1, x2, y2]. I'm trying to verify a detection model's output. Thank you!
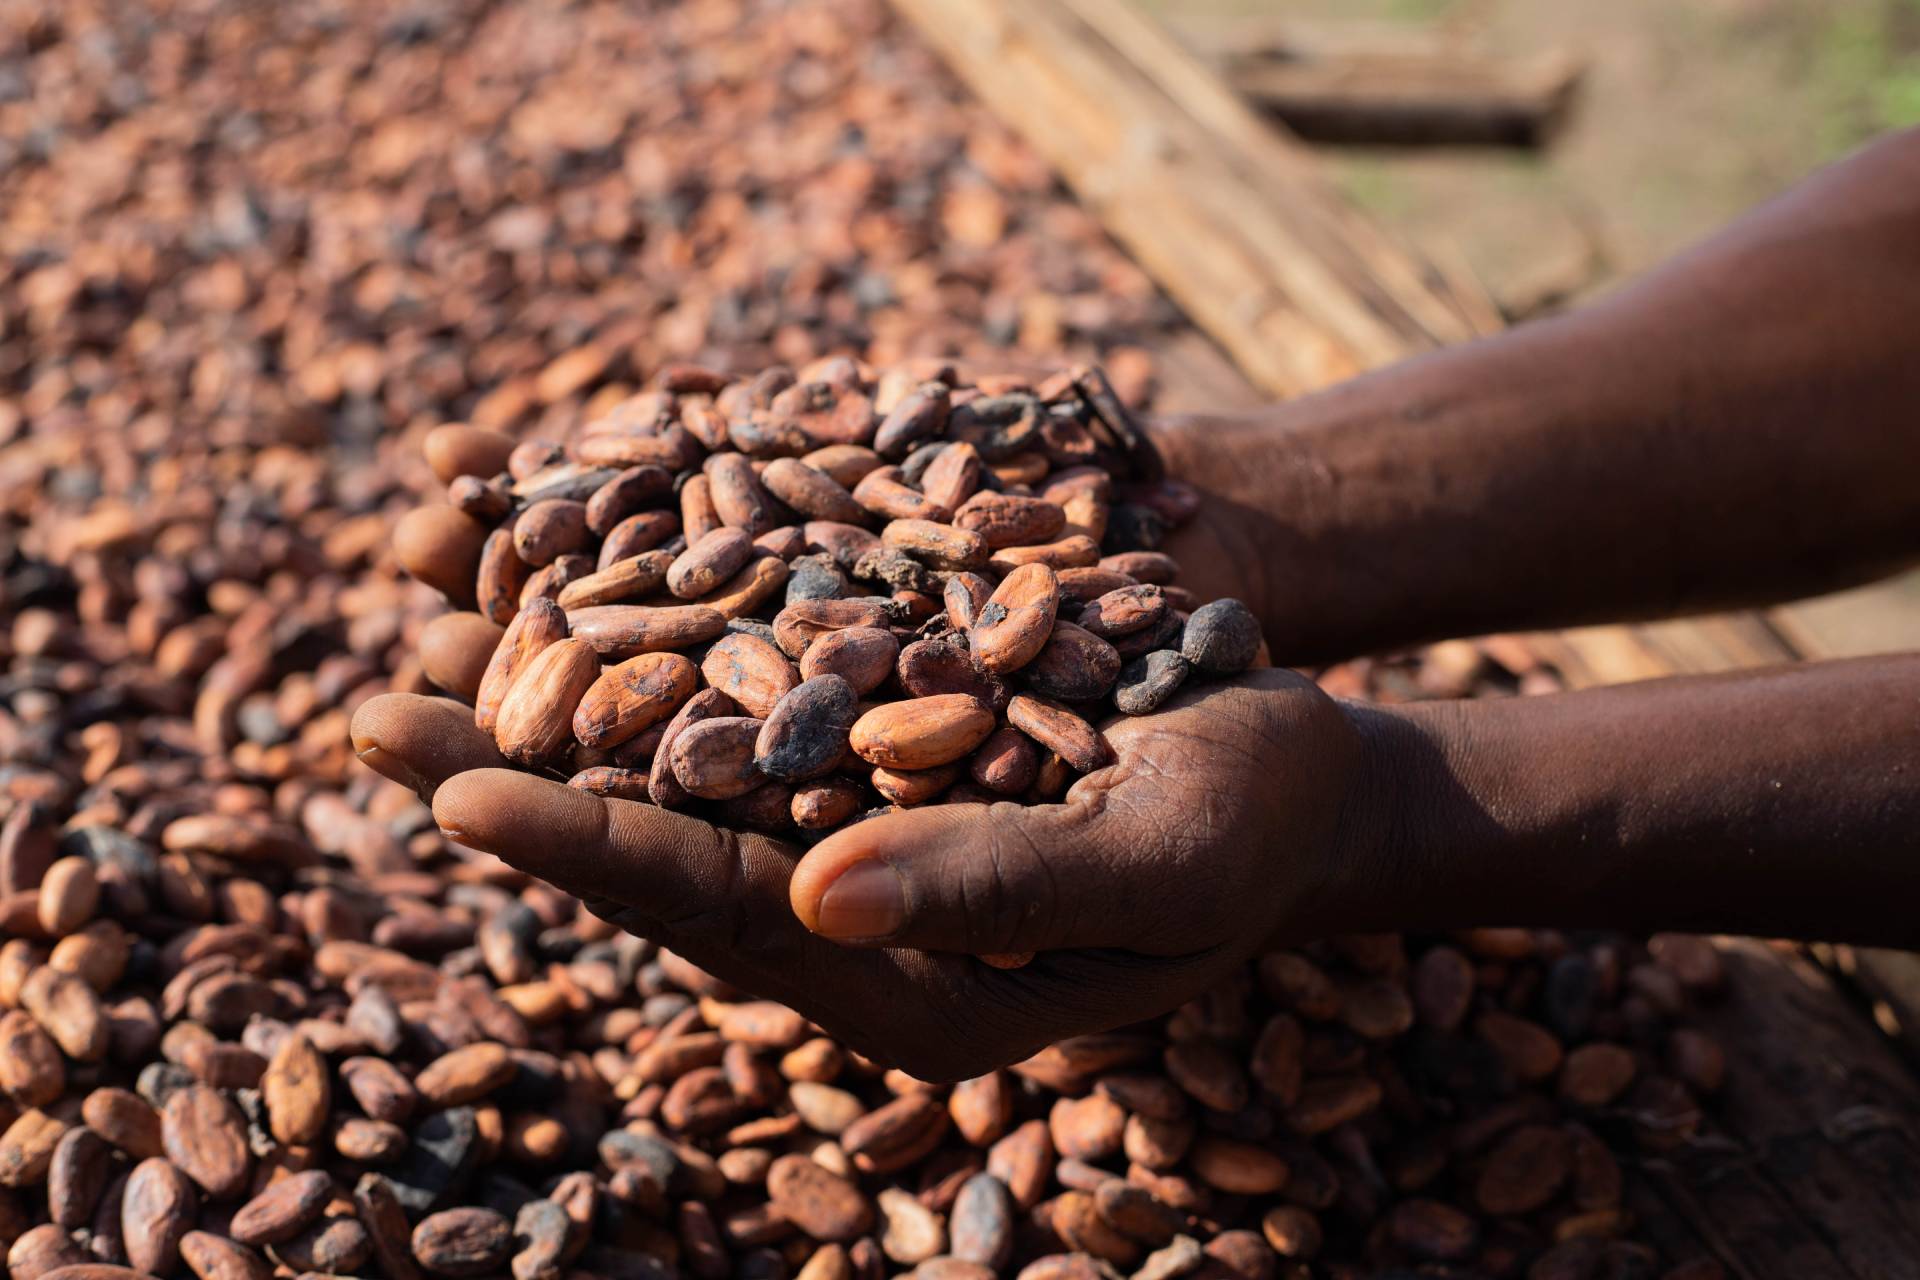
[1158, 0, 1920, 309]
[1151, 0, 1920, 656]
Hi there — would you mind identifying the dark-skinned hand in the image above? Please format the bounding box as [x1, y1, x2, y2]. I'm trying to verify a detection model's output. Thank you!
[351, 666, 1379, 1082]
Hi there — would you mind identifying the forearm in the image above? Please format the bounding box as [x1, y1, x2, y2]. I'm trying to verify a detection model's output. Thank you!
[1163, 129, 1920, 661]
[1347, 653, 1920, 945]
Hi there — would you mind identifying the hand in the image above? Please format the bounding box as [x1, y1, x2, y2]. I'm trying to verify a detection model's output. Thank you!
[1145, 411, 1330, 653]
[350, 669, 1383, 1081]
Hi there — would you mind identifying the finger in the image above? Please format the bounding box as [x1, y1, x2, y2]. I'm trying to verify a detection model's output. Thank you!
[434, 768, 776, 921]
[350, 693, 508, 802]
[418, 612, 505, 702]
[424, 424, 516, 484]
[430, 769, 907, 1021]
[788, 796, 1154, 955]
[392, 504, 487, 607]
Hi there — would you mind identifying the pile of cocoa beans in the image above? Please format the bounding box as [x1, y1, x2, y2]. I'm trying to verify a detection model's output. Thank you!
[0, 0, 1730, 1277]
[393, 360, 1260, 834]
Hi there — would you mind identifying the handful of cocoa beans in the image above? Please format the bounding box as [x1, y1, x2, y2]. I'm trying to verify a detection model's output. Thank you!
[395, 360, 1264, 839]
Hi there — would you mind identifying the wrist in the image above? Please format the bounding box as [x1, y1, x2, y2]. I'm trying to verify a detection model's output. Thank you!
[1148, 414, 1350, 659]
[1321, 698, 1463, 936]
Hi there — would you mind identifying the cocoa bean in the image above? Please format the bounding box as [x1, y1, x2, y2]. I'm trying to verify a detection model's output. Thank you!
[492, 639, 601, 766]
[670, 719, 769, 801]
[968, 565, 1060, 675]
[1006, 696, 1110, 774]
[575, 653, 699, 750]
[413, 1207, 513, 1277]
[121, 1158, 195, 1277]
[850, 696, 997, 771]
[756, 678, 860, 782]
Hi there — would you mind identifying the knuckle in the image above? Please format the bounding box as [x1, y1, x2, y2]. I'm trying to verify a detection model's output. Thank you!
[965, 818, 1063, 952]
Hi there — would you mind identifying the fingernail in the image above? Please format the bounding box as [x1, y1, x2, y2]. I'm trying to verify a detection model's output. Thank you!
[814, 859, 907, 941]
[355, 744, 431, 801]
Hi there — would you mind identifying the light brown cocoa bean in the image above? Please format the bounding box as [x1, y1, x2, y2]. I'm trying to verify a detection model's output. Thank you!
[766, 1154, 874, 1242]
[850, 696, 996, 770]
[701, 634, 801, 719]
[262, 1033, 330, 1146]
[475, 525, 533, 625]
[1006, 696, 1109, 774]
[854, 468, 951, 524]
[229, 1169, 331, 1246]
[37, 858, 99, 936]
[920, 443, 983, 512]
[650, 687, 738, 808]
[412, 1207, 513, 1277]
[0, 1009, 64, 1107]
[574, 652, 698, 749]
[1076, 586, 1167, 640]
[600, 510, 683, 568]
[843, 1093, 949, 1175]
[773, 598, 894, 659]
[801, 446, 887, 490]
[81, 1090, 163, 1162]
[989, 537, 1102, 574]
[670, 719, 769, 801]
[953, 494, 1066, 550]
[0, 1108, 65, 1187]
[586, 466, 676, 536]
[881, 520, 987, 571]
[969, 564, 1059, 675]
[695, 554, 792, 620]
[21, 968, 109, 1062]
[121, 1158, 195, 1277]
[569, 605, 728, 658]
[519, 553, 596, 608]
[555, 549, 674, 610]
[761, 459, 867, 525]
[420, 613, 507, 703]
[474, 597, 568, 733]
[10, 1225, 91, 1280]
[394, 507, 489, 609]
[704, 453, 780, 535]
[792, 779, 868, 830]
[870, 764, 958, 806]
[416, 1043, 517, 1107]
[799, 626, 898, 696]
[160, 1086, 251, 1200]
[426, 426, 517, 484]
[492, 638, 601, 766]
[180, 1231, 271, 1280]
[669, 528, 755, 600]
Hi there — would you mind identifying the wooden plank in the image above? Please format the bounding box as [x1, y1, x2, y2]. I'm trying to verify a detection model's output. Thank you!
[1824, 945, 1920, 1064]
[1682, 942, 1920, 1278]
[885, 0, 1489, 398]
[900, 3, 1920, 1268]
[1219, 49, 1585, 148]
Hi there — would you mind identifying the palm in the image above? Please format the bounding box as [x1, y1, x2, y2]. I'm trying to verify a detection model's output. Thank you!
[352, 670, 1360, 1079]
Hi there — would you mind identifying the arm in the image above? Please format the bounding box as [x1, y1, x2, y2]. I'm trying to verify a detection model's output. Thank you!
[1160, 128, 1920, 662]
[353, 651, 1920, 1078]
[1354, 653, 1920, 945]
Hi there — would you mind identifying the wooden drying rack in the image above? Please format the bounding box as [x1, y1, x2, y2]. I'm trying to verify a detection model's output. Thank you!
[885, 0, 1920, 1271]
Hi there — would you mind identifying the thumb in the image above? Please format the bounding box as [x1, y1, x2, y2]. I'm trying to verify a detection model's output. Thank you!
[788, 798, 1147, 955]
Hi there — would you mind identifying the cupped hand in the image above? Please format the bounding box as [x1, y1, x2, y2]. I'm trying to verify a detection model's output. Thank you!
[351, 668, 1382, 1082]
